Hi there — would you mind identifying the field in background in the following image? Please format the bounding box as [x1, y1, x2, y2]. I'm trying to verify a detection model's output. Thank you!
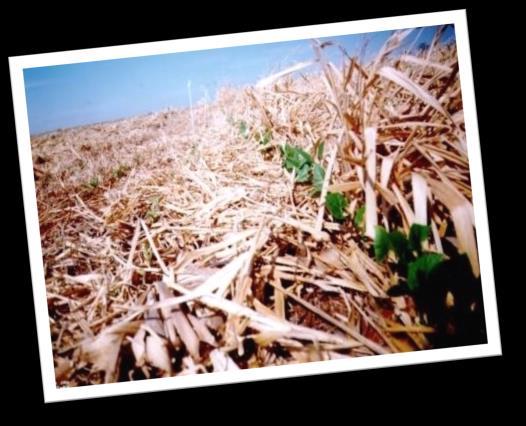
[32, 27, 486, 386]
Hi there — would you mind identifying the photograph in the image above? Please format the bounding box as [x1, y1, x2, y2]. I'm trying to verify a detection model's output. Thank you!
[9, 9, 501, 402]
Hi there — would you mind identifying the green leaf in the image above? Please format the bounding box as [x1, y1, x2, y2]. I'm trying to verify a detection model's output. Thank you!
[408, 224, 430, 254]
[238, 120, 248, 138]
[146, 196, 161, 222]
[312, 164, 325, 194]
[88, 177, 99, 189]
[326, 192, 348, 221]
[281, 144, 314, 182]
[374, 226, 390, 261]
[285, 145, 313, 167]
[407, 253, 444, 291]
[316, 141, 325, 161]
[389, 230, 410, 265]
[296, 164, 312, 182]
[262, 129, 272, 145]
[256, 129, 272, 145]
[354, 205, 365, 229]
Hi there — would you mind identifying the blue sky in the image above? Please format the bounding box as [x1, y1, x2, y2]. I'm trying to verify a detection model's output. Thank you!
[24, 25, 455, 135]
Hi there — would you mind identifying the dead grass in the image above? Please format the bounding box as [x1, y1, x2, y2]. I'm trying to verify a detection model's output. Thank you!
[32, 28, 479, 386]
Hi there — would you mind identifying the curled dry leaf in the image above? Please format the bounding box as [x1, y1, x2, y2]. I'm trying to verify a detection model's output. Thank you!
[130, 327, 147, 367]
[55, 357, 74, 383]
[209, 349, 240, 372]
[377, 66, 453, 123]
[80, 321, 141, 383]
[188, 314, 217, 347]
[145, 332, 172, 375]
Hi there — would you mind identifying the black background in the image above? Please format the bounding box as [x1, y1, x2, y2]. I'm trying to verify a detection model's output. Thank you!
[5, 0, 512, 418]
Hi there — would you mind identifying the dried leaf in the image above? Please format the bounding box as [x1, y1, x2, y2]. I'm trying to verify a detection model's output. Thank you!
[427, 177, 479, 277]
[172, 310, 201, 359]
[412, 172, 428, 225]
[80, 322, 140, 383]
[145, 332, 172, 374]
[364, 127, 378, 238]
[130, 327, 147, 367]
[378, 66, 452, 122]
[55, 357, 74, 382]
[188, 314, 217, 347]
[210, 349, 240, 372]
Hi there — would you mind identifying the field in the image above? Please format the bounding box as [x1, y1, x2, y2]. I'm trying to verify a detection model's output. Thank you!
[31, 28, 486, 386]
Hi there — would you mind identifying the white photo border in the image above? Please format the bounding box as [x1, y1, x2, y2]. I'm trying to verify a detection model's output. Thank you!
[9, 9, 501, 403]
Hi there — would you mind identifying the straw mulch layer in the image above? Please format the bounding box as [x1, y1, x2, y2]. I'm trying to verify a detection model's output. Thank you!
[31, 28, 485, 386]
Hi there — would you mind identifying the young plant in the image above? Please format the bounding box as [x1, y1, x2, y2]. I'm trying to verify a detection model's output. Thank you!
[238, 120, 249, 139]
[86, 176, 100, 189]
[255, 129, 272, 145]
[374, 223, 441, 291]
[407, 252, 444, 291]
[325, 192, 348, 221]
[280, 144, 314, 183]
[280, 143, 349, 221]
[354, 205, 365, 232]
[375, 223, 485, 347]
[146, 196, 161, 223]
[315, 140, 325, 161]
[311, 163, 325, 195]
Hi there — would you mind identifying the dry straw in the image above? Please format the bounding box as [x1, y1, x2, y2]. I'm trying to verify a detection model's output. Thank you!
[32, 27, 477, 386]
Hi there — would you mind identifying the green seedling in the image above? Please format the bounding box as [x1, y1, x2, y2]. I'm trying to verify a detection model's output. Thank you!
[407, 252, 444, 291]
[325, 192, 348, 221]
[379, 225, 486, 348]
[408, 223, 430, 254]
[374, 223, 443, 291]
[389, 230, 411, 265]
[281, 144, 314, 183]
[146, 196, 161, 222]
[238, 120, 249, 139]
[311, 163, 325, 195]
[374, 225, 390, 261]
[315, 140, 325, 161]
[280, 143, 349, 222]
[108, 285, 120, 298]
[87, 176, 99, 189]
[256, 129, 272, 145]
[354, 205, 365, 231]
